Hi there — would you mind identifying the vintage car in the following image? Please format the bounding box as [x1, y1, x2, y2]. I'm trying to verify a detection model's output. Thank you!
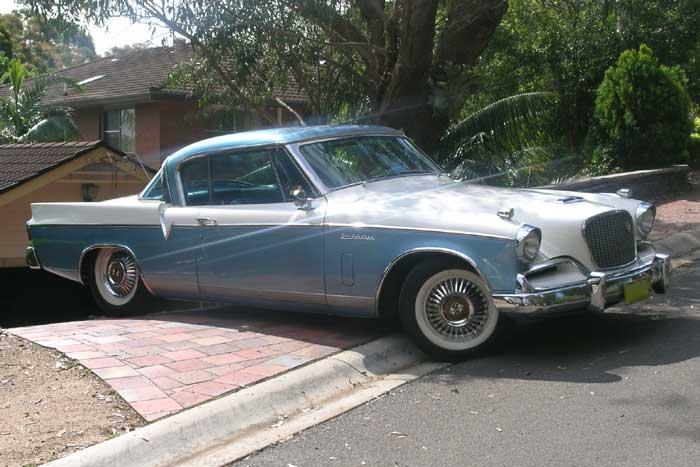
[26, 125, 671, 358]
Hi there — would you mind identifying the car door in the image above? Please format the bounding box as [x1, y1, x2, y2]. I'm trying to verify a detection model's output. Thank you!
[183, 147, 327, 311]
[136, 169, 202, 300]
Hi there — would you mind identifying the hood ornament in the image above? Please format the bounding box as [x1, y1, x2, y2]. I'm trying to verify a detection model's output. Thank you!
[497, 208, 515, 220]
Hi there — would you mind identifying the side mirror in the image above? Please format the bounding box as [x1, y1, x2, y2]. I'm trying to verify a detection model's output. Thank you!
[290, 185, 314, 211]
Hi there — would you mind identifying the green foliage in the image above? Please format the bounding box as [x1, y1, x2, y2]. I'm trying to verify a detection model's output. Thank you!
[689, 117, 700, 168]
[593, 45, 692, 170]
[23, 0, 508, 153]
[437, 92, 564, 186]
[0, 9, 96, 74]
[0, 59, 80, 143]
[469, 0, 700, 153]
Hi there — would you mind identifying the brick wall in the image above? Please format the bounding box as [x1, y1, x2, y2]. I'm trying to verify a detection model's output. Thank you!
[159, 100, 208, 165]
[73, 100, 304, 170]
[74, 108, 101, 140]
[135, 103, 162, 169]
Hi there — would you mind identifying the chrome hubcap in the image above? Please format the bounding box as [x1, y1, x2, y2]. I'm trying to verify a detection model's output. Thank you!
[103, 252, 137, 298]
[425, 277, 488, 340]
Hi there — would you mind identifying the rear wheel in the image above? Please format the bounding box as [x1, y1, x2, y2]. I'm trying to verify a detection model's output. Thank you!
[87, 248, 152, 316]
[399, 260, 500, 360]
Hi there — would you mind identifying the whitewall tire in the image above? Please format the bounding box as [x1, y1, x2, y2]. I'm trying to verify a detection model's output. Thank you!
[399, 260, 501, 359]
[87, 247, 152, 316]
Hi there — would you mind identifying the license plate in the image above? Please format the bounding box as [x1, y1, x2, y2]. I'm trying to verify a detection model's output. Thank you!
[624, 276, 652, 305]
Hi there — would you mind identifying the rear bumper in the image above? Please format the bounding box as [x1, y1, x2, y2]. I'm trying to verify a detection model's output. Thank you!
[26, 246, 41, 270]
[493, 252, 671, 315]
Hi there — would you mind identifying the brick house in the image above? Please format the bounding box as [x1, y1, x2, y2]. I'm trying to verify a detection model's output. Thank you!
[1, 43, 307, 169]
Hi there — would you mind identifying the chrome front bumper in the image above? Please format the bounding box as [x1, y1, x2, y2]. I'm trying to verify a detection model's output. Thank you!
[494, 253, 671, 315]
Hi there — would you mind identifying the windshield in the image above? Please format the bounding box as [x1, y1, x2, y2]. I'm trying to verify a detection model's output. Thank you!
[298, 136, 441, 189]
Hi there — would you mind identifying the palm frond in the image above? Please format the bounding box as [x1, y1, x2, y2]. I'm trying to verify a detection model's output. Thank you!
[0, 60, 82, 143]
[439, 92, 559, 165]
[19, 115, 79, 143]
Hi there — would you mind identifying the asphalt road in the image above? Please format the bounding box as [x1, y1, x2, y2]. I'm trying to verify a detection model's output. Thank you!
[233, 260, 700, 467]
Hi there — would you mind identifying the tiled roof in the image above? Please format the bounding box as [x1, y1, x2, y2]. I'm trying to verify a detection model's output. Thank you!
[0, 44, 308, 107]
[0, 141, 104, 193]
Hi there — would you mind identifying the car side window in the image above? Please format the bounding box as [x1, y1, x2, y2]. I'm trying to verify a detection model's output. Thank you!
[274, 149, 313, 200]
[180, 157, 210, 206]
[141, 170, 164, 200]
[210, 150, 285, 205]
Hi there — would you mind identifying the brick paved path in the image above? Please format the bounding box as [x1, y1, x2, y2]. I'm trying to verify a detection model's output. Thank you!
[8, 309, 378, 421]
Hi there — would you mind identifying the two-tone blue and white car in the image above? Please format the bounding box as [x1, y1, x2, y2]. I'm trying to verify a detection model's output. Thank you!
[26, 125, 671, 358]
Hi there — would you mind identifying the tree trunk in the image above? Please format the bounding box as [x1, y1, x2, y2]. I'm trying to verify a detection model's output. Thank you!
[378, 0, 508, 155]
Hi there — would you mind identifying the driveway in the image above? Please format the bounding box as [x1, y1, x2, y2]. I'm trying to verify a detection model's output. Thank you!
[233, 260, 700, 467]
[7, 307, 383, 420]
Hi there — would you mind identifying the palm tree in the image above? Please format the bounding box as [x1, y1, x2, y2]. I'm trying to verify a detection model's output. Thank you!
[0, 59, 80, 143]
[437, 92, 580, 187]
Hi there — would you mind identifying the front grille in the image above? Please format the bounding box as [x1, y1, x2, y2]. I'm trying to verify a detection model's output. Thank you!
[583, 211, 636, 269]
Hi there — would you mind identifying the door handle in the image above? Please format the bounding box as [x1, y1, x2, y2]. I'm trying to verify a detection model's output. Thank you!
[196, 217, 217, 226]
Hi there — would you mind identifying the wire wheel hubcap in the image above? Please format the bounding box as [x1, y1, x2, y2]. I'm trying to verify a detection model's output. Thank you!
[103, 252, 137, 298]
[425, 277, 489, 341]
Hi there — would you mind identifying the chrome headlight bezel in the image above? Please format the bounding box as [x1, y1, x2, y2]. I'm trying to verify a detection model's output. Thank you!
[516, 225, 542, 264]
[635, 202, 656, 239]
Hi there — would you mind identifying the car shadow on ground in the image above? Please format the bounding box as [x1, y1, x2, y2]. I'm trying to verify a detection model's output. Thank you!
[0, 268, 95, 328]
[431, 269, 700, 385]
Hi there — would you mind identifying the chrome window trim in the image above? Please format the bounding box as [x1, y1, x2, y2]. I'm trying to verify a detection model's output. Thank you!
[138, 167, 164, 200]
[374, 247, 491, 317]
[286, 134, 445, 195]
[175, 145, 321, 207]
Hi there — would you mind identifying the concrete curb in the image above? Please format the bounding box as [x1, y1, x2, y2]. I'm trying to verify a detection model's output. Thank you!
[654, 228, 700, 259]
[45, 335, 440, 467]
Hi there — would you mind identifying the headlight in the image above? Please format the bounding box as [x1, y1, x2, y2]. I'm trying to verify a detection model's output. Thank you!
[516, 225, 541, 263]
[635, 203, 656, 238]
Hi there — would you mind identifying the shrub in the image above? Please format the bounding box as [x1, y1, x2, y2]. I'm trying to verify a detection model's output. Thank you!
[690, 117, 700, 168]
[592, 45, 692, 170]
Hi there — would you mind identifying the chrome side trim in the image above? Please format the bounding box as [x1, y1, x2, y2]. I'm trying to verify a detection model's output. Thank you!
[325, 223, 512, 241]
[375, 247, 492, 317]
[77, 244, 155, 295]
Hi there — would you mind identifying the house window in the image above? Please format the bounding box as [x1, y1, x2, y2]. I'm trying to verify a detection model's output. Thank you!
[103, 108, 136, 153]
[204, 108, 261, 135]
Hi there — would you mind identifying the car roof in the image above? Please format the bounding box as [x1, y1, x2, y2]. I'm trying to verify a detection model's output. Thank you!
[165, 124, 404, 165]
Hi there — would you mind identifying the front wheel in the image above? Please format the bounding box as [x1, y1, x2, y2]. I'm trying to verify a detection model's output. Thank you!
[399, 260, 500, 360]
[87, 248, 152, 316]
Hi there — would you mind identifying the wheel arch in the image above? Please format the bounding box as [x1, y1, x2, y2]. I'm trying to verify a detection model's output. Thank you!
[78, 244, 152, 293]
[375, 248, 490, 320]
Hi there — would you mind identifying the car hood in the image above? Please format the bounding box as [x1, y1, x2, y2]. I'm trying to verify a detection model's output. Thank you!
[323, 175, 643, 269]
